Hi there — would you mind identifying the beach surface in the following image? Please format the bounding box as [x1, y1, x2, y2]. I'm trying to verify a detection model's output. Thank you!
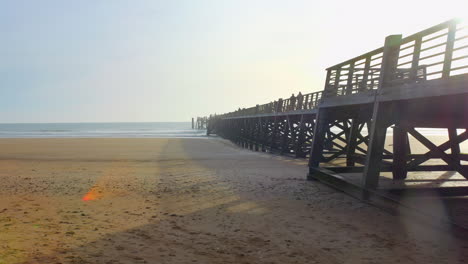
[0, 138, 467, 263]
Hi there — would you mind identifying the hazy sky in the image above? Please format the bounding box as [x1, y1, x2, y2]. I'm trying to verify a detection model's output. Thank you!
[1, 0, 466, 123]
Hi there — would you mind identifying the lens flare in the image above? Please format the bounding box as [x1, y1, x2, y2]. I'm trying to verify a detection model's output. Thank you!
[82, 188, 102, 201]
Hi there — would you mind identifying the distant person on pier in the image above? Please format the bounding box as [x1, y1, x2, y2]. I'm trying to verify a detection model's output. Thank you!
[296, 92, 303, 110]
[267, 102, 273, 113]
[289, 93, 296, 111]
[277, 98, 283, 112]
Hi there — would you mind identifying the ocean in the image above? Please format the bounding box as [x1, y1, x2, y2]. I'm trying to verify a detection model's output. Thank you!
[0, 122, 207, 138]
[0, 122, 455, 138]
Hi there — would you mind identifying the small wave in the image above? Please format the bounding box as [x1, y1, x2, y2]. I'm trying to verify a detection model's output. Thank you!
[38, 129, 72, 132]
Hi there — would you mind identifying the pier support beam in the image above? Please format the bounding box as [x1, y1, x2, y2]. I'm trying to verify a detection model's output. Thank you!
[295, 115, 307, 158]
[308, 108, 329, 180]
[392, 124, 410, 180]
[362, 103, 391, 189]
[280, 116, 291, 155]
[346, 118, 361, 167]
[362, 34, 402, 190]
[270, 117, 279, 151]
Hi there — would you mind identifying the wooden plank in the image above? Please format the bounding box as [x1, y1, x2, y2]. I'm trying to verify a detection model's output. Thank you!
[222, 108, 319, 120]
[326, 166, 366, 173]
[319, 90, 375, 108]
[409, 165, 468, 171]
[383, 187, 468, 197]
[377, 74, 468, 102]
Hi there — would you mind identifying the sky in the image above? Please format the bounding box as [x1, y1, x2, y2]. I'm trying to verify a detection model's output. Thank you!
[1, 0, 467, 123]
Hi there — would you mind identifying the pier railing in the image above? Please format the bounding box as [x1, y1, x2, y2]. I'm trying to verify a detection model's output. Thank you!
[203, 18, 468, 123]
[219, 90, 323, 118]
[324, 47, 384, 97]
[392, 18, 468, 83]
[324, 18, 468, 97]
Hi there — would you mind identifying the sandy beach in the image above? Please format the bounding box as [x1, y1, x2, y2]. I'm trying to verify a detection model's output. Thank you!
[0, 138, 467, 264]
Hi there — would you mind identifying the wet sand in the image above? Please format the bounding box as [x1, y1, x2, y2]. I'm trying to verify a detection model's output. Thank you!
[0, 138, 467, 263]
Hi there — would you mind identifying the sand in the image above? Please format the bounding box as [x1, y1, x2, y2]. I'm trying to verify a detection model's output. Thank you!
[0, 138, 467, 264]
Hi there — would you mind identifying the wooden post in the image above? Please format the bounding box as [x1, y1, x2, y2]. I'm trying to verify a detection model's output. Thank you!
[295, 115, 307, 158]
[362, 34, 402, 190]
[324, 125, 334, 151]
[245, 119, 250, 149]
[392, 124, 409, 180]
[448, 127, 461, 166]
[254, 118, 261, 151]
[410, 36, 422, 81]
[442, 22, 456, 78]
[247, 119, 251, 149]
[308, 108, 329, 179]
[360, 57, 371, 91]
[236, 120, 240, 145]
[346, 62, 355, 95]
[346, 117, 360, 166]
[333, 69, 341, 96]
[280, 117, 291, 155]
[261, 118, 268, 152]
[249, 119, 255, 150]
[288, 116, 298, 156]
[268, 117, 277, 151]
[323, 70, 333, 98]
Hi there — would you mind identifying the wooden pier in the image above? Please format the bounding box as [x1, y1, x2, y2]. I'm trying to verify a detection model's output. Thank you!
[205, 19, 468, 227]
[193, 117, 208, 130]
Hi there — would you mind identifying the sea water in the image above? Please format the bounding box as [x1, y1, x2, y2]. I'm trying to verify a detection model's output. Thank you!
[0, 122, 456, 138]
[0, 122, 206, 138]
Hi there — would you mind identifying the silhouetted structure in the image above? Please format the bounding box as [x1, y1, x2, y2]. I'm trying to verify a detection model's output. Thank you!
[193, 116, 208, 129]
[204, 19, 468, 211]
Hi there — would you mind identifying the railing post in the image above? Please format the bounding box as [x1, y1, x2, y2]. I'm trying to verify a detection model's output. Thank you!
[362, 34, 402, 190]
[313, 93, 318, 108]
[410, 36, 422, 81]
[333, 69, 341, 96]
[442, 21, 457, 78]
[380, 35, 402, 88]
[323, 70, 334, 98]
[360, 57, 371, 91]
[346, 62, 355, 95]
